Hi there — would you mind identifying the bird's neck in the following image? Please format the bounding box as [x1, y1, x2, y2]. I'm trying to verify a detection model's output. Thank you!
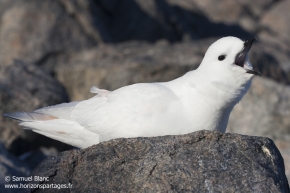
[164, 70, 252, 132]
[187, 70, 252, 109]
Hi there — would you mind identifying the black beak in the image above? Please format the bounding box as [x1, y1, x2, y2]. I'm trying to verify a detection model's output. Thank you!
[234, 37, 261, 76]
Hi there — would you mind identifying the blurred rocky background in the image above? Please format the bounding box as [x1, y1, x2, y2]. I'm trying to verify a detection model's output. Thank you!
[0, 0, 289, 188]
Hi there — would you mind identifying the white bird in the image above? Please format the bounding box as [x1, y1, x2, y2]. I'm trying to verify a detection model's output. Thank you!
[4, 36, 260, 149]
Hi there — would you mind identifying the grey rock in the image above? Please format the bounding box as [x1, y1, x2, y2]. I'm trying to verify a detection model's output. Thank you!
[257, 0, 290, 83]
[18, 147, 59, 171]
[58, 0, 108, 43]
[0, 60, 71, 155]
[0, 0, 95, 66]
[30, 130, 289, 192]
[58, 0, 252, 43]
[1, 0, 289, 84]
[228, 77, 290, 183]
[259, 0, 290, 45]
[0, 142, 30, 193]
[44, 40, 210, 100]
[190, 0, 274, 33]
[0, 0, 254, 67]
[250, 42, 290, 85]
[22, 0, 290, 86]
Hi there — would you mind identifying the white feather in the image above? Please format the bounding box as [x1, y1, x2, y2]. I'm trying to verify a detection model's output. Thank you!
[20, 119, 99, 148]
[35, 101, 80, 120]
[90, 86, 110, 96]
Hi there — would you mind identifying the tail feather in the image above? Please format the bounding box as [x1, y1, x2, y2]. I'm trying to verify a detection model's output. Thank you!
[20, 120, 100, 148]
[4, 112, 99, 148]
[3, 100, 101, 148]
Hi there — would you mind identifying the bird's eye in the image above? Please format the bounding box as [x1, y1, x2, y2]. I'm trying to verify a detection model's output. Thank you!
[218, 55, 226, 61]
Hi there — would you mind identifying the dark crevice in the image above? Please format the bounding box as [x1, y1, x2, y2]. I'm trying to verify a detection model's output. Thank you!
[68, 156, 79, 186]
[119, 160, 126, 166]
[215, 135, 225, 156]
[31, 170, 58, 192]
[184, 135, 206, 146]
[149, 163, 157, 176]
[94, 0, 119, 17]
[170, 183, 175, 190]
[169, 143, 179, 159]
[169, 151, 176, 159]
[136, 167, 144, 175]
[34, 51, 63, 67]
[49, 169, 58, 180]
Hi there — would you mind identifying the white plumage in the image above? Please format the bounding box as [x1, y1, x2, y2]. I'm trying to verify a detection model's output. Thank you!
[4, 36, 260, 148]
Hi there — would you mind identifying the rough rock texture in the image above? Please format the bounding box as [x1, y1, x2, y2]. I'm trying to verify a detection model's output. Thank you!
[19, 147, 59, 172]
[0, 60, 71, 155]
[0, 143, 30, 193]
[256, 0, 290, 83]
[30, 131, 289, 193]
[228, 77, 290, 182]
[0, 0, 289, 82]
[41, 40, 209, 100]
[259, 0, 290, 46]
[58, 0, 252, 43]
[0, 0, 95, 66]
[2, 0, 289, 83]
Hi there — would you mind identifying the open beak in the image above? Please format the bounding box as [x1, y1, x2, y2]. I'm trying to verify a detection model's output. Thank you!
[234, 37, 261, 76]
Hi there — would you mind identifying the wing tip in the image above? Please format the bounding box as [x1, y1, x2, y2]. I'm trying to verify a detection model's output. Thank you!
[3, 112, 58, 122]
[3, 112, 27, 122]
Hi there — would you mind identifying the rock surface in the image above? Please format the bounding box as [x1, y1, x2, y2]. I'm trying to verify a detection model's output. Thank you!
[43, 40, 208, 100]
[1, 0, 289, 84]
[259, 0, 290, 46]
[0, 142, 30, 193]
[228, 77, 290, 182]
[30, 131, 289, 193]
[58, 0, 252, 43]
[0, 60, 71, 155]
[0, 0, 96, 66]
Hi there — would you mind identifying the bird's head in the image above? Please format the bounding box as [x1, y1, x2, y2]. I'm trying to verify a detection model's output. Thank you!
[198, 36, 260, 87]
